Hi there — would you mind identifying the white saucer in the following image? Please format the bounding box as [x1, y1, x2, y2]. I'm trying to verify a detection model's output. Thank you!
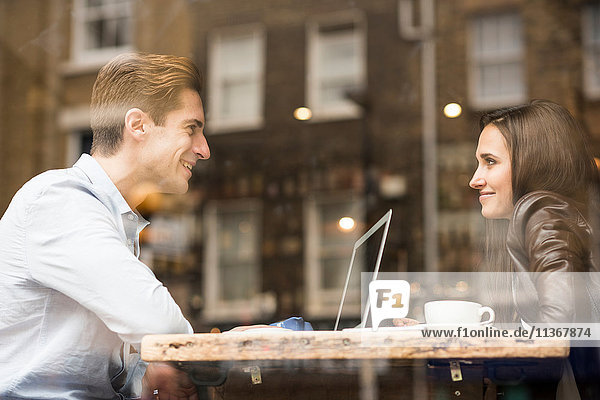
[343, 323, 494, 332]
[424, 323, 494, 328]
[343, 325, 426, 332]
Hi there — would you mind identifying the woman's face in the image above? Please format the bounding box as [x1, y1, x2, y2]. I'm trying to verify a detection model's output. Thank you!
[469, 124, 514, 220]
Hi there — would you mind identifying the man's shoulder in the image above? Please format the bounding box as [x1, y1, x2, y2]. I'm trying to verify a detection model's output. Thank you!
[0, 167, 124, 239]
[18, 167, 93, 199]
[12, 166, 114, 217]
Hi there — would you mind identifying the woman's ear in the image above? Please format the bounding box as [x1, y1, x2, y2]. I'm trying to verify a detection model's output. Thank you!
[124, 108, 148, 142]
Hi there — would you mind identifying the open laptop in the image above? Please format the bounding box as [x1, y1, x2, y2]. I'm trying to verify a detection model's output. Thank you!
[333, 209, 392, 331]
[224, 209, 393, 335]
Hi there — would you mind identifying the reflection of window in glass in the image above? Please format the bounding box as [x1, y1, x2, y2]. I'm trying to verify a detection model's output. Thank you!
[319, 202, 359, 290]
[307, 13, 366, 120]
[469, 13, 525, 108]
[68, 128, 93, 165]
[72, 0, 133, 63]
[208, 26, 264, 133]
[305, 196, 363, 319]
[79, 128, 93, 155]
[583, 4, 600, 98]
[217, 209, 259, 301]
[203, 200, 262, 322]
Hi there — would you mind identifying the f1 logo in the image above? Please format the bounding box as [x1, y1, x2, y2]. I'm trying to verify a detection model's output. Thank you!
[368, 280, 410, 331]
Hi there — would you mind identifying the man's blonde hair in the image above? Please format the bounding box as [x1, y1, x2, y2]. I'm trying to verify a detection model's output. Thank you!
[90, 52, 203, 156]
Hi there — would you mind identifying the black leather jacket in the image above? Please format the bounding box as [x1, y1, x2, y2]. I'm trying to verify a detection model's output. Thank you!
[506, 191, 600, 324]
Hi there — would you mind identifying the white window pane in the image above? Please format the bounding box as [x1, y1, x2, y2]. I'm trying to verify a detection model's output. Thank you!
[472, 13, 524, 104]
[509, 17, 523, 49]
[477, 14, 521, 56]
[474, 20, 485, 55]
[222, 263, 257, 301]
[319, 80, 356, 106]
[319, 36, 358, 78]
[480, 18, 499, 54]
[217, 208, 259, 301]
[221, 80, 260, 118]
[499, 62, 524, 96]
[498, 15, 522, 52]
[313, 23, 363, 111]
[80, 0, 132, 51]
[220, 36, 259, 76]
[480, 64, 500, 97]
[218, 211, 258, 261]
[478, 62, 524, 99]
[211, 28, 263, 126]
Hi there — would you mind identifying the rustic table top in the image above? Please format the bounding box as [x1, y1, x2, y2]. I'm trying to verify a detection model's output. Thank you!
[141, 330, 569, 362]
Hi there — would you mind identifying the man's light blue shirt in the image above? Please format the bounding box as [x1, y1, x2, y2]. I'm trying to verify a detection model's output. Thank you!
[0, 154, 193, 399]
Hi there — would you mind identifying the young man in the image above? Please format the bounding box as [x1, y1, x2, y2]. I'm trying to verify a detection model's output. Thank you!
[0, 53, 209, 399]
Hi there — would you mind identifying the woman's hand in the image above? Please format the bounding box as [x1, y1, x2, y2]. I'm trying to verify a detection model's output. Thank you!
[392, 318, 421, 327]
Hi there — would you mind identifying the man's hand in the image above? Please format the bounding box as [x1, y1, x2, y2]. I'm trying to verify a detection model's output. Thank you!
[142, 362, 198, 400]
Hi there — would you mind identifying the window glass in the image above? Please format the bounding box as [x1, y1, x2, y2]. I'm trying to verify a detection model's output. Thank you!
[470, 13, 525, 107]
[83, 0, 131, 51]
[209, 28, 264, 131]
[308, 14, 365, 119]
[216, 207, 260, 301]
[305, 196, 363, 318]
[73, 0, 133, 63]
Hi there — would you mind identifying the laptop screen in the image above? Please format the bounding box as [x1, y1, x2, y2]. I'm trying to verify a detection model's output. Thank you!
[334, 209, 392, 331]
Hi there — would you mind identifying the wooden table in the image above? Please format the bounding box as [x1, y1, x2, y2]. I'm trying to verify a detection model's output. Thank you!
[141, 330, 569, 399]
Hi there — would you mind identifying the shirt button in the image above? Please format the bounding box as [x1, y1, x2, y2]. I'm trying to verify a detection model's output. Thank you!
[127, 239, 133, 245]
[128, 214, 135, 221]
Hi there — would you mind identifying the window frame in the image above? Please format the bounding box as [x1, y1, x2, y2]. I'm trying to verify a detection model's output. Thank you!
[306, 10, 367, 122]
[304, 193, 365, 319]
[207, 24, 266, 134]
[468, 12, 526, 109]
[59, 106, 92, 166]
[203, 199, 269, 323]
[69, 0, 134, 70]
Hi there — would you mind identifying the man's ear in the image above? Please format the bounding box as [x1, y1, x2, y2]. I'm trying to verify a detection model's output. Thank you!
[124, 108, 150, 142]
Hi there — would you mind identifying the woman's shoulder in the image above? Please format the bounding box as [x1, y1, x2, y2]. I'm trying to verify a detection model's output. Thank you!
[510, 190, 591, 242]
[514, 190, 581, 207]
[513, 190, 587, 222]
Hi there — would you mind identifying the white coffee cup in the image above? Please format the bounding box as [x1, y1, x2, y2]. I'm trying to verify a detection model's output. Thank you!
[424, 300, 495, 326]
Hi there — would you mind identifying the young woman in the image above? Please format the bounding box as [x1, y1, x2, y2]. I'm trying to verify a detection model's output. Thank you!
[469, 99, 600, 399]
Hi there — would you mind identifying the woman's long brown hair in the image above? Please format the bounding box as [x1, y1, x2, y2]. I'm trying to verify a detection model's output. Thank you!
[477, 100, 600, 322]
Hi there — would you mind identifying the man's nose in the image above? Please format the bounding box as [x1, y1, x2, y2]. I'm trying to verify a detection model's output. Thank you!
[194, 134, 210, 160]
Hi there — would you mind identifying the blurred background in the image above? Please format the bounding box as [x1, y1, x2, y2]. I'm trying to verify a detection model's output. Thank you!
[1, 0, 599, 331]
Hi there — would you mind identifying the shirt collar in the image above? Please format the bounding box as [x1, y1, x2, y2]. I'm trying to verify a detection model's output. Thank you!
[73, 154, 133, 216]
